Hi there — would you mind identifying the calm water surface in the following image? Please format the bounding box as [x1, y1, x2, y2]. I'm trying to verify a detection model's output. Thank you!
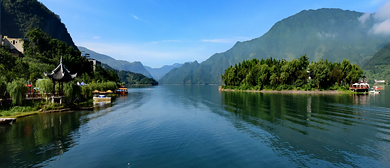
[1, 85, 390, 167]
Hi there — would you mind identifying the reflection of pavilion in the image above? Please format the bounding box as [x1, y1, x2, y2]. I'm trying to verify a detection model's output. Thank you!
[44, 57, 77, 103]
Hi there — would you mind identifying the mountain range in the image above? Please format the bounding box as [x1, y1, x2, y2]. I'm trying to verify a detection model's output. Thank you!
[77, 46, 153, 78]
[363, 43, 390, 83]
[144, 63, 183, 81]
[159, 8, 390, 85]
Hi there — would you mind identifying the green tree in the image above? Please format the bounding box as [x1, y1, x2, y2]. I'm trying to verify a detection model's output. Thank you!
[347, 64, 363, 84]
[258, 64, 270, 88]
[308, 60, 330, 89]
[7, 78, 27, 105]
[0, 75, 7, 99]
[341, 59, 352, 86]
[36, 78, 53, 95]
[63, 81, 81, 103]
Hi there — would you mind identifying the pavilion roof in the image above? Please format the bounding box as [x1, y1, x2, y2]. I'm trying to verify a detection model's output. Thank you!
[44, 57, 77, 82]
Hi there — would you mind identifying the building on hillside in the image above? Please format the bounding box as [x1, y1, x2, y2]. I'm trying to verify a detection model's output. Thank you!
[88, 58, 101, 72]
[2, 36, 24, 57]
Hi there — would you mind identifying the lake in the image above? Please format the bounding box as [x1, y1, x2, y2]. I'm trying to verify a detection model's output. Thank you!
[1, 85, 390, 167]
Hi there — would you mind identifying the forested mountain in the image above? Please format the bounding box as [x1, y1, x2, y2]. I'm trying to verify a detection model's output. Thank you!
[158, 61, 199, 84]
[144, 63, 183, 81]
[1, 0, 77, 48]
[363, 43, 390, 83]
[77, 46, 153, 78]
[102, 63, 158, 85]
[160, 8, 390, 85]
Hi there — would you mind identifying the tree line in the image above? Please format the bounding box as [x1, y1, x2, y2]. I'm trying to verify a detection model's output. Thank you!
[221, 55, 363, 91]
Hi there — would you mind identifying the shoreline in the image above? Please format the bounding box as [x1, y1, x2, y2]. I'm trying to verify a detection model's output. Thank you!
[221, 89, 344, 94]
[0, 106, 93, 120]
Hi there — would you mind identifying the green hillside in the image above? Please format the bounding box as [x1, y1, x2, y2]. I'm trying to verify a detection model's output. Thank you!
[158, 61, 199, 84]
[78, 46, 153, 78]
[1, 0, 77, 48]
[363, 43, 390, 83]
[145, 63, 183, 81]
[102, 63, 158, 85]
[160, 8, 390, 85]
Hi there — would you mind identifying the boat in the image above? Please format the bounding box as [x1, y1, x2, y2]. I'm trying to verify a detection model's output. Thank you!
[93, 90, 112, 103]
[373, 86, 383, 90]
[115, 87, 128, 96]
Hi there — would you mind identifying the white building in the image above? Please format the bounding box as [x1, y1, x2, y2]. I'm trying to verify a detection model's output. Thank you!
[2, 36, 24, 56]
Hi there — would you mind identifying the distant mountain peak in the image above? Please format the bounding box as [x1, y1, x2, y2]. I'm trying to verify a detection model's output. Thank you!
[160, 8, 390, 85]
[77, 46, 152, 78]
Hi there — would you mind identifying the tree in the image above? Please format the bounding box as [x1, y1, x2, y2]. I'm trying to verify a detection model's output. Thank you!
[347, 64, 363, 84]
[36, 78, 53, 95]
[329, 63, 343, 86]
[341, 59, 352, 86]
[298, 54, 309, 70]
[308, 60, 330, 89]
[63, 81, 81, 103]
[257, 64, 270, 88]
[0, 75, 7, 99]
[220, 56, 362, 90]
[7, 78, 27, 105]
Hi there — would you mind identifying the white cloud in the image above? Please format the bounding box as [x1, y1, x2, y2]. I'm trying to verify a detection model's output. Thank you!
[365, 0, 390, 35]
[132, 14, 139, 20]
[374, 0, 390, 21]
[93, 36, 101, 39]
[371, 19, 390, 34]
[358, 12, 371, 24]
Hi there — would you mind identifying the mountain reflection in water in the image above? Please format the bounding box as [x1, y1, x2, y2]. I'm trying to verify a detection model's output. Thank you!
[221, 91, 390, 167]
[0, 86, 389, 167]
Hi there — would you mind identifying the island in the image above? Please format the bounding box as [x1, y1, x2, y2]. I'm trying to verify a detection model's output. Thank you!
[220, 55, 364, 93]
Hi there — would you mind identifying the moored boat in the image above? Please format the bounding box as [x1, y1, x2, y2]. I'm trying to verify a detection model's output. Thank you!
[369, 90, 380, 94]
[115, 88, 128, 96]
[93, 90, 112, 103]
[373, 86, 383, 90]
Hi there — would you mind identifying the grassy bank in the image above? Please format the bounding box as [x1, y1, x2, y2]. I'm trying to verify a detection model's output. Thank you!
[0, 106, 41, 118]
[0, 102, 75, 118]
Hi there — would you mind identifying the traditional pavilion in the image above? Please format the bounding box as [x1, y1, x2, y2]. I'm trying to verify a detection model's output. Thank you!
[44, 57, 77, 96]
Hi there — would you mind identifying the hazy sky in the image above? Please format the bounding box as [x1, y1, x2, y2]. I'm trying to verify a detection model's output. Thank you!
[38, 0, 388, 68]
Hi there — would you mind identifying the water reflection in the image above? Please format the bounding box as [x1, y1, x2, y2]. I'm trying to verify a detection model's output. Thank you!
[0, 112, 85, 167]
[221, 91, 390, 167]
[1, 86, 389, 167]
[351, 94, 370, 105]
[0, 94, 137, 167]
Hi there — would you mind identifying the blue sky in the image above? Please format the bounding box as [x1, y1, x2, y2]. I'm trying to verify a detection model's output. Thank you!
[39, 0, 388, 68]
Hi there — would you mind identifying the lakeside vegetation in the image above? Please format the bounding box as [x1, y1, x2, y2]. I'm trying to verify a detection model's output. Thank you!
[221, 55, 363, 91]
[0, 28, 156, 117]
